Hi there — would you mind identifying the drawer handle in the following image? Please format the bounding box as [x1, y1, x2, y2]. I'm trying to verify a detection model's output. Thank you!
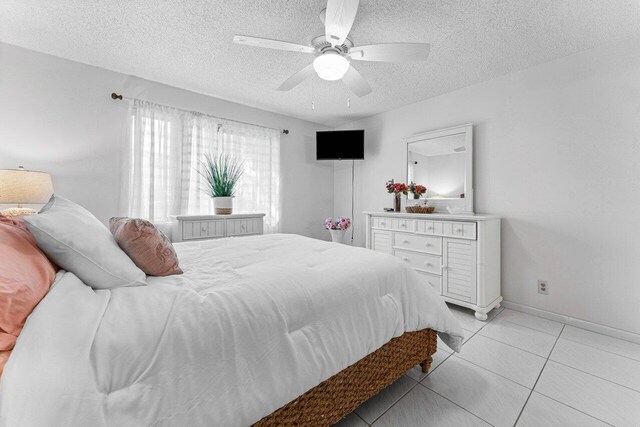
[201, 227, 207, 232]
[425, 242, 431, 246]
[425, 262, 432, 267]
[380, 222, 386, 226]
[403, 240, 409, 244]
[456, 228, 463, 233]
[402, 258, 410, 262]
[401, 223, 406, 228]
[428, 227, 433, 231]
[241, 225, 246, 230]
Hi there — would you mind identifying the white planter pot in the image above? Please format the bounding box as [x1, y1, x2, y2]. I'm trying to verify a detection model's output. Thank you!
[213, 196, 234, 215]
[329, 229, 346, 244]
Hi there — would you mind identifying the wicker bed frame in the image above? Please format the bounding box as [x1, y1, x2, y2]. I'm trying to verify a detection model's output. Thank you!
[254, 328, 438, 426]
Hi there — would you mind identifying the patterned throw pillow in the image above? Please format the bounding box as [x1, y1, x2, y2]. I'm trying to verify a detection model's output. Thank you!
[109, 217, 183, 277]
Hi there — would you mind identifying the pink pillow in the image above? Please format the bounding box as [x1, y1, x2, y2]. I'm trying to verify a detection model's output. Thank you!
[0, 215, 58, 376]
[109, 217, 183, 277]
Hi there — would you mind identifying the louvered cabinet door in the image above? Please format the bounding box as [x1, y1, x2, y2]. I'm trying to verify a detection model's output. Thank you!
[443, 238, 477, 304]
[371, 229, 393, 254]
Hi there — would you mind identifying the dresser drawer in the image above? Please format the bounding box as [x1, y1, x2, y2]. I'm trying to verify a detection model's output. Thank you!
[443, 222, 476, 240]
[394, 248, 441, 275]
[372, 217, 415, 232]
[226, 218, 261, 236]
[182, 220, 225, 240]
[394, 218, 415, 232]
[416, 220, 444, 236]
[394, 232, 442, 255]
[416, 270, 442, 294]
[371, 216, 389, 229]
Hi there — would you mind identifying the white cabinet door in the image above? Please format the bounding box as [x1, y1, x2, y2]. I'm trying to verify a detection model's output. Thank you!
[205, 220, 226, 238]
[443, 238, 477, 304]
[226, 218, 261, 236]
[371, 229, 393, 254]
[182, 220, 225, 240]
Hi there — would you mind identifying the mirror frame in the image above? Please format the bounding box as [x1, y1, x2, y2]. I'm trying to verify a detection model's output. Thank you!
[404, 123, 474, 214]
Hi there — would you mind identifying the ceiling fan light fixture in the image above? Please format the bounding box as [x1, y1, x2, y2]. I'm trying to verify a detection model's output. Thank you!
[313, 52, 349, 81]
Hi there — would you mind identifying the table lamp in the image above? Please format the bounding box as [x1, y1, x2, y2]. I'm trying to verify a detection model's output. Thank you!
[0, 166, 54, 216]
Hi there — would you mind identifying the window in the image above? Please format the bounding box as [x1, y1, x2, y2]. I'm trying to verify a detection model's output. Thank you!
[121, 100, 281, 233]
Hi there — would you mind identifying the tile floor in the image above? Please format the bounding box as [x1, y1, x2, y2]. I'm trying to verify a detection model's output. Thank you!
[334, 304, 640, 427]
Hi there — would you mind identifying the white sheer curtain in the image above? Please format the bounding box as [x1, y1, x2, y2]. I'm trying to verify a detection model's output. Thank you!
[180, 114, 217, 216]
[121, 100, 184, 223]
[216, 121, 281, 233]
[121, 99, 281, 232]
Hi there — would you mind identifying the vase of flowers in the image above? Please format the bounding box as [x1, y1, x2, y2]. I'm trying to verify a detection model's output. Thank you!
[200, 154, 244, 215]
[408, 181, 427, 199]
[385, 180, 408, 212]
[324, 217, 352, 243]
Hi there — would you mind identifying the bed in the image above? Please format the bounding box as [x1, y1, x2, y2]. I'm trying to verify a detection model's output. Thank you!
[0, 234, 463, 426]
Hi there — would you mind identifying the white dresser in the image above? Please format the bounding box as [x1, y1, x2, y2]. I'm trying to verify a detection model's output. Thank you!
[172, 214, 265, 242]
[365, 211, 501, 320]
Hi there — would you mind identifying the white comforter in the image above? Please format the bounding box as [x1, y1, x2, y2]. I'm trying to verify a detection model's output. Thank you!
[0, 234, 463, 426]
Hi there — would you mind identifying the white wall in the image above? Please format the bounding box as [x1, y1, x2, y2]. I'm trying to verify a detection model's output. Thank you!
[0, 43, 333, 240]
[335, 37, 640, 334]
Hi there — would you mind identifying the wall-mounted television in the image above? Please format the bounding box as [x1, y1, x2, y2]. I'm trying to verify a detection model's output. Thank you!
[316, 130, 365, 160]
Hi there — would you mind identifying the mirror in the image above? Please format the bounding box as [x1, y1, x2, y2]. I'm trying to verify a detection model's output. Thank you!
[405, 124, 473, 214]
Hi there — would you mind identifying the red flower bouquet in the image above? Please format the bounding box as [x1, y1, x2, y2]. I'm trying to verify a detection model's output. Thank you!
[386, 179, 408, 212]
[385, 180, 408, 195]
[409, 181, 427, 199]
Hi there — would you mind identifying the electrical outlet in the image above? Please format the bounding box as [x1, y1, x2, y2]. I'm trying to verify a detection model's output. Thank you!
[538, 280, 549, 295]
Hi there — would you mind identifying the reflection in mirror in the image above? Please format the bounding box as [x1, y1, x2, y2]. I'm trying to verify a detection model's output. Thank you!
[404, 123, 474, 214]
[407, 133, 466, 199]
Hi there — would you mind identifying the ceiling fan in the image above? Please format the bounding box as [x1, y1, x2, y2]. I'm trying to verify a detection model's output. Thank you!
[233, 0, 430, 97]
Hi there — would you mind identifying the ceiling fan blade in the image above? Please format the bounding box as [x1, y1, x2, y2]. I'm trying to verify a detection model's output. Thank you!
[343, 65, 371, 97]
[349, 43, 431, 62]
[233, 35, 315, 54]
[325, 0, 359, 47]
[277, 64, 315, 91]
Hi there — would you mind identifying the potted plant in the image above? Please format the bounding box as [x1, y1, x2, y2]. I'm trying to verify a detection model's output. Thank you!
[199, 154, 244, 215]
[324, 217, 351, 243]
[408, 181, 427, 199]
[385, 180, 408, 212]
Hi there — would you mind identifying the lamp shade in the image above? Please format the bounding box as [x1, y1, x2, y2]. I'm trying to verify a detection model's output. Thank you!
[0, 168, 54, 204]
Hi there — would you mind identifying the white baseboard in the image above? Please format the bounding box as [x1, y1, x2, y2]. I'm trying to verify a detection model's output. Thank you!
[502, 301, 640, 345]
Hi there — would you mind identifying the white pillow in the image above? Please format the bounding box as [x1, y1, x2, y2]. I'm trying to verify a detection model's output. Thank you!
[25, 195, 146, 290]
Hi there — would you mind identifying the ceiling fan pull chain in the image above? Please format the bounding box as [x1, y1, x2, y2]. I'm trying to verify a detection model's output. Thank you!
[311, 76, 315, 110]
[347, 96, 351, 108]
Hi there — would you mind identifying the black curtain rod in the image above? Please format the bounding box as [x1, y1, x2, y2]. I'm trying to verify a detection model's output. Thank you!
[111, 93, 289, 135]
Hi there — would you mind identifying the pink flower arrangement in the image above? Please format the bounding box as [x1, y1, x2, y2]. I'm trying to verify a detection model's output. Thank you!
[385, 179, 408, 195]
[324, 217, 352, 230]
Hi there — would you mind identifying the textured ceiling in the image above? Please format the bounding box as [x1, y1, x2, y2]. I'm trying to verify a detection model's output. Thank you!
[2, 1, 640, 127]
